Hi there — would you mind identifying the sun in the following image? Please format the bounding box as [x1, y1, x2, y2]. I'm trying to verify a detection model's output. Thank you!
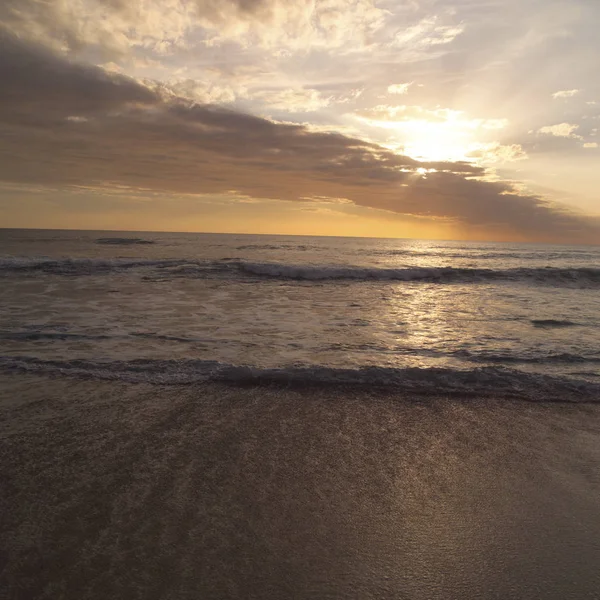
[402, 124, 472, 162]
[390, 119, 476, 162]
[355, 109, 495, 163]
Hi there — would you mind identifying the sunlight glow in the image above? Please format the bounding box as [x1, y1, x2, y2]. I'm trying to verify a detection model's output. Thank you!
[385, 119, 477, 162]
[356, 111, 509, 163]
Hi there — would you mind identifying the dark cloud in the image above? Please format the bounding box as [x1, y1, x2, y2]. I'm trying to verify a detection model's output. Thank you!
[0, 0, 117, 54]
[0, 31, 158, 120]
[195, 0, 288, 18]
[0, 31, 598, 243]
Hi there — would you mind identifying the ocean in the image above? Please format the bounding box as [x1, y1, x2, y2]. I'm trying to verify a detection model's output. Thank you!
[1, 229, 600, 599]
[1, 229, 599, 400]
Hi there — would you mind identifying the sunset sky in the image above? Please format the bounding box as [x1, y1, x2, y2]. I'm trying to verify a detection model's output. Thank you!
[1, 0, 599, 242]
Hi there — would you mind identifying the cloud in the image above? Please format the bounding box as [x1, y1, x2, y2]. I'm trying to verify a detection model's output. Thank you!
[0, 30, 598, 243]
[552, 89, 580, 99]
[390, 17, 465, 50]
[538, 123, 582, 139]
[253, 88, 331, 113]
[356, 105, 461, 123]
[355, 105, 507, 130]
[0, 0, 196, 55]
[167, 79, 241, 104]
[0, 30, 158, 120]
[194, 0, 389, 50]
[583, 142, 598, 149]
[466, 143, 528, 164]
[388, 83, 412, 95]
[0, 0, 388, 56]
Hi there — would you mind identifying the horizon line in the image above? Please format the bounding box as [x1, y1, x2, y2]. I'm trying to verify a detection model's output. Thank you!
[1, 227, 598, 248]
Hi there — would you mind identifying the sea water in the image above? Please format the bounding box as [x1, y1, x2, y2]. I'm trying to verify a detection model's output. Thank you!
[1, 228, 599, 401]
[2, 228, 600, 599]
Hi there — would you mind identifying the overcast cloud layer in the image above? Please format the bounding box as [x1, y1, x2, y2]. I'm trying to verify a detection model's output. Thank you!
[1, 1, 599, 242]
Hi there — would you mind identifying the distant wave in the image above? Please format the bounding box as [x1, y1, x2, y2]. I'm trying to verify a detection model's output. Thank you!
[236, 244, 286, 250]
[0, 331, 115, 341]
[531, 319, 579, 328]
[0, 330, 265, 350]
[1, 356, 599, 402]
[0, 330, 219, 345]
[2, 257, 600, 287]
[96, 237, 155, 245]
[235, 244, 315, 251]
[0, 257, 186, 275]
[363, 250, 599, 260]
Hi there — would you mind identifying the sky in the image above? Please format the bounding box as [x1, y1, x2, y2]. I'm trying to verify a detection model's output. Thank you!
[1, 0, 599, 243]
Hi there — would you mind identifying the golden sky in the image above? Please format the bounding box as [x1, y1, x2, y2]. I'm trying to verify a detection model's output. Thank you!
[1, 0, 599, 242]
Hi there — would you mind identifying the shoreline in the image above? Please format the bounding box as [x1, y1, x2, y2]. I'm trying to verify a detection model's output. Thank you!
[1, 360, 599, 404]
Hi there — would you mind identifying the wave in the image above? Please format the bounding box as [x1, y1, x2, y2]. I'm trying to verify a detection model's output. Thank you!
[0, 257, 187, 275]
[235, 244, 305, 251]
[3, 330, 599, 368]
[0, 330, 265, 350]
[1, 356, 599, 402]
[1, 257, 600, 287]
[531, 319, 579, 328]
[234, 262, 600, 286]
[0, 330, 216, 345]
[95, 237, 155, 245]
[363, 250, 597, 260]
[0, 331, 115, 341]
[452, 350, 600, 364]
[235, 244, 316, 251]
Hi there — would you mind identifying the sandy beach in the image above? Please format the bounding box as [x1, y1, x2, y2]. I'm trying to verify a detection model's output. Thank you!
[1, 373, 599, 599]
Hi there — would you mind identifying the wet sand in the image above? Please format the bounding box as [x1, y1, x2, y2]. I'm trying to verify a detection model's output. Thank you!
[1, 373, 600, 599]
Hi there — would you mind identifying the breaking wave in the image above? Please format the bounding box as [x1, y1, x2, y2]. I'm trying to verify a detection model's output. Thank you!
[1, 257, 600, 287]
[1, 356, 599, 402]
[234, 262, 600, 286]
